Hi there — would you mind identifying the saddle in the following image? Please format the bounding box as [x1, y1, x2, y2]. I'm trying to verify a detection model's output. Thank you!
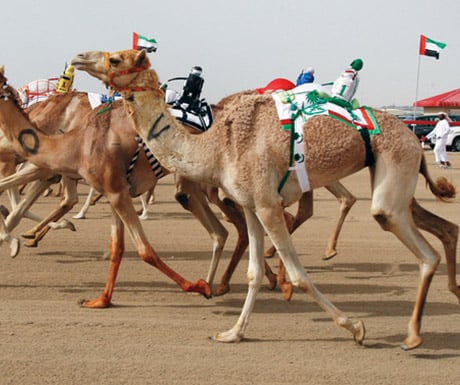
[168, 100, 213, 132]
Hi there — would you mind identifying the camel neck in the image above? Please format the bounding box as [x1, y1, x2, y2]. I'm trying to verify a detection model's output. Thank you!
[0, 98, 43, 159]
[124, 93, 218, 185]
[0, 97, 78, 174]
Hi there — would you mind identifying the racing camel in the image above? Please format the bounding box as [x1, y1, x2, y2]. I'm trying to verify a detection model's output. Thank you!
[0, 67, 213, 302]
[71, 49, 459, 350]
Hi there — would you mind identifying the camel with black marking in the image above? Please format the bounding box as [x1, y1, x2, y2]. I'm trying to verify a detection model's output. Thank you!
[71, 48, 460, 350]
[0, 67, 216, 302]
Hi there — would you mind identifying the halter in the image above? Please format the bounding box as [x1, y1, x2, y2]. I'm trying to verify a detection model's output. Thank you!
[104, 52, 158, 93]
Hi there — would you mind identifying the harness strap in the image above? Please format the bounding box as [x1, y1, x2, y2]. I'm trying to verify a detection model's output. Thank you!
[358, 127, 375, 167]
[127, 135, 165, 180]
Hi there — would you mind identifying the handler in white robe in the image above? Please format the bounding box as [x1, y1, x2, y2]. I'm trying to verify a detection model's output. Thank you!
[426, 112, 451, 168]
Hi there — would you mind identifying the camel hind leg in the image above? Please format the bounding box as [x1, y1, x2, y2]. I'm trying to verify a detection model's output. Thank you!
[370, 161, 443, 350]
[323, 181, 356, 260]
[274, 182, 356, 301]
[411, 199, 460, 300]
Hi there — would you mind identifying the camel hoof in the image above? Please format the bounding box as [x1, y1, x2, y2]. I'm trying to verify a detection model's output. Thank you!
[353, 320, 366, 345]
[212, 329, 243, 343]
[59, 219, 76, 231]
[322, 250, 338, 261]
[78, 297, 112, 308]
[21, 231, 36, 239]
[400, 335, 423, 351]
[73, 211, 86, 219]
[214, 284, 230, 297]
[280, 282, 293, 301]
[23, 239, 38, 248]
[138, 212, 154, 221]
[10, 237, 20, 258]
[190, 279, 212, 299]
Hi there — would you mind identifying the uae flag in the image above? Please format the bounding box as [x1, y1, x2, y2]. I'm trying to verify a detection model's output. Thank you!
[419, 35, 446, 59]
[133, 32, 157, 53]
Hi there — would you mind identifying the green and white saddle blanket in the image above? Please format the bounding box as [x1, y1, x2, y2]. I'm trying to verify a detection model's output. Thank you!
[271, 83, 381, 192]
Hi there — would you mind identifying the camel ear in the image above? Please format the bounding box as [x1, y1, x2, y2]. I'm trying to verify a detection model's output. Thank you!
[134, 49, 151, 69]
[0, 65, 4, 75]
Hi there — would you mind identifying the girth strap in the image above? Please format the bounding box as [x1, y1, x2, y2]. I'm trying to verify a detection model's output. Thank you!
[358, 127, 375, 167]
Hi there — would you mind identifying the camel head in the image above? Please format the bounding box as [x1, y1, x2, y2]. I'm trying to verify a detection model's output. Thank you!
[71, 49, 152, 90]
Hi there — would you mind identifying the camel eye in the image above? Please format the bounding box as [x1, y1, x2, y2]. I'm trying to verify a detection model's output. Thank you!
[126, 94, 135, 102]
[109, 57, 121, 66]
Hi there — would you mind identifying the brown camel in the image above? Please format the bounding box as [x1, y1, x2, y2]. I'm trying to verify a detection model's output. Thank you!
[72, 48, 460, 350]
[0, 93, 85, 255]
[0, 67, 214, 303]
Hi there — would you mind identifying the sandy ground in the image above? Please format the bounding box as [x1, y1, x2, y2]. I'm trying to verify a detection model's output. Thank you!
[0, 151, 459, 385]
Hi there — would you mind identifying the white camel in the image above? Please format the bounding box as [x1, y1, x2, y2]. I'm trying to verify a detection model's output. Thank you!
[71, 49, 460, 350]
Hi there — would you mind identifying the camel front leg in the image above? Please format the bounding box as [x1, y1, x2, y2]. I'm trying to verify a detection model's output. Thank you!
[258, 204, 365, 344]
[22, 177, 78, 247]
[213, 208, 266, 342]
[108, 189, 211, 299]
[80, 210, 124, 308]
[264, 193, 314, 301]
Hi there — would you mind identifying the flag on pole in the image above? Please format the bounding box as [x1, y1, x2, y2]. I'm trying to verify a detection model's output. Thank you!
[419, 35, 446, 60]
[132, 32, 158, 53]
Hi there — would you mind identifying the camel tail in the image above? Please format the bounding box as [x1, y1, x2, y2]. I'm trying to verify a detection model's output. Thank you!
[420, 154, 456, 201]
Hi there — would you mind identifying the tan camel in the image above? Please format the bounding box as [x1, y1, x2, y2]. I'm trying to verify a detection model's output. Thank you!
[72, 49, 460, 350]
[0, 68, 215, 303]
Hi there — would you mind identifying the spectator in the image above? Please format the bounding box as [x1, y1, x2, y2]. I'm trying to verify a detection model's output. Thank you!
[426, 112, 451, 168]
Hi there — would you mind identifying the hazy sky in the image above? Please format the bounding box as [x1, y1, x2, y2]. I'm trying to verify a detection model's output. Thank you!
[1, 0, 459, 107]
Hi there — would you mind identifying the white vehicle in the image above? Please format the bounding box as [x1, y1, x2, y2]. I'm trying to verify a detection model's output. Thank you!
[443, 124, 460, 152]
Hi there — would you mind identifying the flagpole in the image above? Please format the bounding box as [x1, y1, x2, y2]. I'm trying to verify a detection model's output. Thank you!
[413, 54, 421, 121]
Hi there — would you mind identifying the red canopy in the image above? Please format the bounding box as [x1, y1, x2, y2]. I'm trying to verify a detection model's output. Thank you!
[414, 89, 460, 107]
